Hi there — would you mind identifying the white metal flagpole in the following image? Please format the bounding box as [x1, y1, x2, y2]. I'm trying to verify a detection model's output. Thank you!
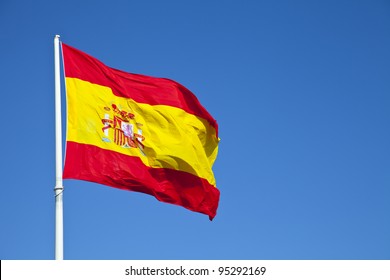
[54, 34, 64, 260]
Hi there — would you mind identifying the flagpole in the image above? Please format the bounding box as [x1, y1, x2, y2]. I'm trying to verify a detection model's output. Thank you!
[54, 34, 64, 260]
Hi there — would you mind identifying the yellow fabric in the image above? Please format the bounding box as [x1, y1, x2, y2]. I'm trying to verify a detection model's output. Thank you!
[65, 77, 219, 187]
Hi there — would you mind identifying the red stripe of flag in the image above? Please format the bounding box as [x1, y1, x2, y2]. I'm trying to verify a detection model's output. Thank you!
[63, 141, 220, 220]
[62, 43, 218, 137]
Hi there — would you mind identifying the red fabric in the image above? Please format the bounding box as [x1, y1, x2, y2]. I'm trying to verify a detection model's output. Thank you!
[62, 43, 218, 137]
[63, 142, 219, 220]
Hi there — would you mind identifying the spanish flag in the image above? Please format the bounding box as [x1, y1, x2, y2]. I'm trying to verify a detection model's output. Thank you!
[62, 43, 220, 220]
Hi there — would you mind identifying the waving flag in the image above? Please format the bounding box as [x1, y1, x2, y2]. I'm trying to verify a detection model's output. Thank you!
[62, 43, 220, 220]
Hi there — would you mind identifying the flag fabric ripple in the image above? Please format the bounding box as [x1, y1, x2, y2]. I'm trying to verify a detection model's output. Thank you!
[62, 43, 220, 220]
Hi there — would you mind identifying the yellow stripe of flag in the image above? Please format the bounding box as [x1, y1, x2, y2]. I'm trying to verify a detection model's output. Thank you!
[66, 77, 219, 187]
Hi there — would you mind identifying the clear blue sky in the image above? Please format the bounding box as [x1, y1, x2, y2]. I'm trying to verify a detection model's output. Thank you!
[0, 0, 389, 260]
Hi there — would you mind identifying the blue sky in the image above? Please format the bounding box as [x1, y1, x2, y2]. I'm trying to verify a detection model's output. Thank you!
[0, 0, 389, 260]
